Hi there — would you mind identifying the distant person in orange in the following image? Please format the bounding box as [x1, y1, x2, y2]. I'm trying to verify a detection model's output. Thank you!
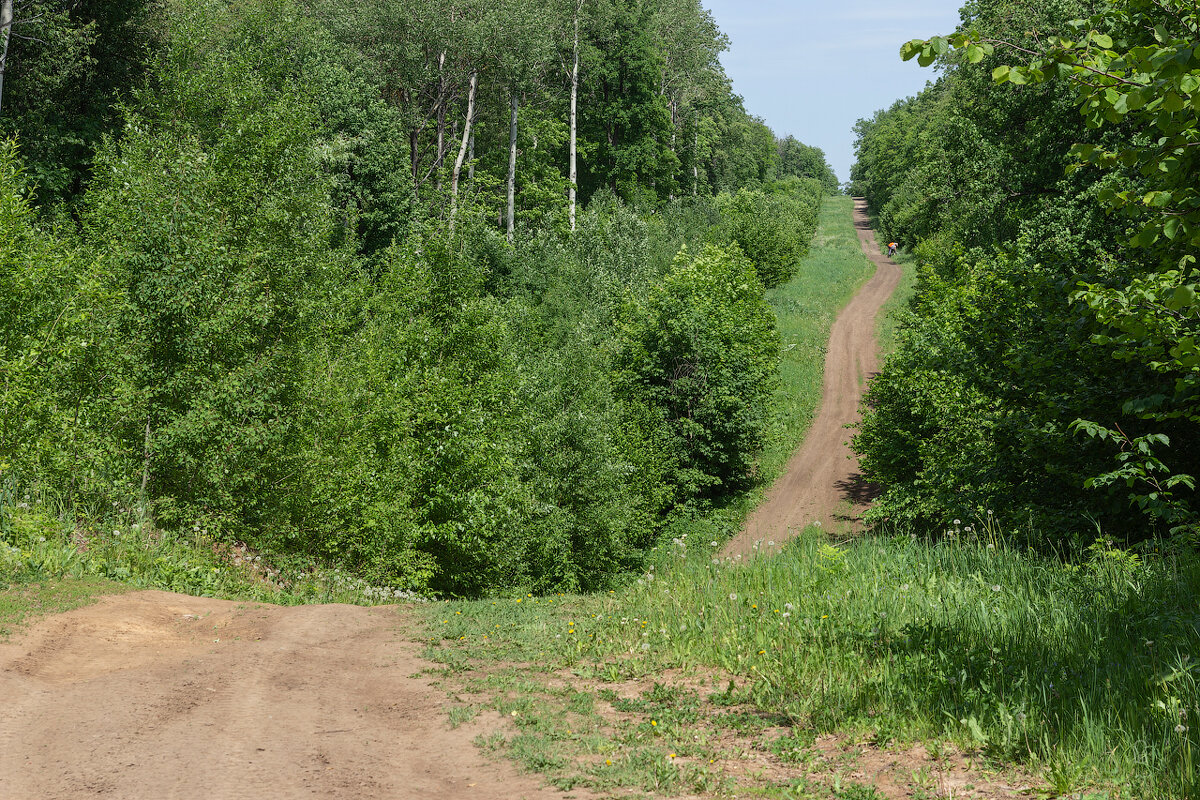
[886, 241, 898, 257]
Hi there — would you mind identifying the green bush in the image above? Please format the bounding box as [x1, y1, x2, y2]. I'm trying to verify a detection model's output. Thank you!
[714, 187, 818, 289]
[616, 245, 779, 499]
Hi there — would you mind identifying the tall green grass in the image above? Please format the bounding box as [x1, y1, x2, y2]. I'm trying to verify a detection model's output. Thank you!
[428, 527, 1200, 797]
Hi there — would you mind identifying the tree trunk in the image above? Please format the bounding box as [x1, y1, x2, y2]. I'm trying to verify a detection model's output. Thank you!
[568, 0, 581, 231]
[0, 0, 13, 117]
[693, 111, 699, 196]
[507, 90, 518, 243]
[139, 419, 152, 524]
[448, 70, 478, 232]
[435, 50, 447, 190]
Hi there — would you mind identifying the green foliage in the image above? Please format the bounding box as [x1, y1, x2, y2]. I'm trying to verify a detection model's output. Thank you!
[425, 525, 1200, 797]
[0, 0, 158, 205]
[616, 245, 779, 498]
[714, 186, 818, 289]
[0, 0, 836, 596]
[854, 0, 1200, 539]
[776, 136, 839, 193]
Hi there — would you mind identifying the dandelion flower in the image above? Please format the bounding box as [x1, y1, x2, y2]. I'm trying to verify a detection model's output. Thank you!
[729, 593, 737, 601]
[991, 585, 1001, 592]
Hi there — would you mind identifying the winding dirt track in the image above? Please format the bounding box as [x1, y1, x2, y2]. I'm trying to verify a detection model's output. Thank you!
[723, 199, 900, 557]
[0, 591, 577, 800]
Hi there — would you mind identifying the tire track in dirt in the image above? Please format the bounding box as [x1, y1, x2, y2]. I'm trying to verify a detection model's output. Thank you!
[0, 591, 585, 800]
[723, 198, 900, 558]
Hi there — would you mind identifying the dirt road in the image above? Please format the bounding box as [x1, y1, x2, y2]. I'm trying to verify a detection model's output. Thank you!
[723, 199, 900, 557]
[0, 591, 576, 800]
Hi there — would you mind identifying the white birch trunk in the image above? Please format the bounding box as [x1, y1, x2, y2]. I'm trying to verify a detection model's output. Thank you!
[448, 70, 478, 232]
[0, 0, 13, 117]
[435, 50, 447, 189]
[507, 91, 519, 243]
[568, 0, 581, 231]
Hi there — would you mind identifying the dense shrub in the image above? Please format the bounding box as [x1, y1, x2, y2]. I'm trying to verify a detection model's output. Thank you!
[615, 245, 779, 498]
[714, 186, 818, 289]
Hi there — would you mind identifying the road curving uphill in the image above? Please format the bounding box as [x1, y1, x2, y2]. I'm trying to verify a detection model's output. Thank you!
[724, 199, 901, 558]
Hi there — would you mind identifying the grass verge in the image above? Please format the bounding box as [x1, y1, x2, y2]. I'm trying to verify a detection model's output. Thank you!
[418, 528, 1195, 798]
[0, 577, 125, 640]
[875, 250, 917, 360]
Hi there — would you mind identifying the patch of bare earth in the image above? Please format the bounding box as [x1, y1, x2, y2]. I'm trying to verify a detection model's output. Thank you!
[553, 669, 1034, 799]
[0, 591, 590, 800]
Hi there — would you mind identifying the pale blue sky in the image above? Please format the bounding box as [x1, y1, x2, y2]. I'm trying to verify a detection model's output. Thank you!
[702, 1, 965, 184]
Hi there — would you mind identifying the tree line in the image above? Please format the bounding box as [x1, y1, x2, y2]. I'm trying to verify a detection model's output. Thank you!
[851, 0, 1198, 543]
[0, 0, 837, 595]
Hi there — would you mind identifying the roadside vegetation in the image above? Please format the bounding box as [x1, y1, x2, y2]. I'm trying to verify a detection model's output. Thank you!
[0, 0, 833, 600]
[419, 528, 1200, 799]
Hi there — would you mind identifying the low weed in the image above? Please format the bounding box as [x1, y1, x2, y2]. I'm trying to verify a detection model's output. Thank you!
[1, 502, 427, 608]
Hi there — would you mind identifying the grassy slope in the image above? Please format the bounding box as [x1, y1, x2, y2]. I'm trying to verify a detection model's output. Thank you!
[417, 202, 1200, 799]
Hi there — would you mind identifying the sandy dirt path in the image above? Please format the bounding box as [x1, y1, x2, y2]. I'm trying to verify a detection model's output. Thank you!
[0, 590, 580, 800]
[723, 199, 900, 558]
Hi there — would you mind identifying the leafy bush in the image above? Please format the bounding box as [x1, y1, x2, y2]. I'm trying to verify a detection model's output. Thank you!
[714, 187, 818, 289]
[616, 245, 779, 499]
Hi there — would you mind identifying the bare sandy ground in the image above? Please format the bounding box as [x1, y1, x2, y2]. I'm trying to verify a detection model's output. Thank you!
[0, 591, 579, 800]
[724, 198, 901, 557]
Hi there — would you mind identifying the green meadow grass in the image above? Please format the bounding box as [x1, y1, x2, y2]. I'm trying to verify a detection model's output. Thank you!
[422, 528, 1199, 798]
[874, 249, 917, 361]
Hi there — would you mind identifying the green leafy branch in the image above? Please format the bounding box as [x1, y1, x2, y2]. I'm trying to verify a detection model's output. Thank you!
[1069, 420, 1195, 532]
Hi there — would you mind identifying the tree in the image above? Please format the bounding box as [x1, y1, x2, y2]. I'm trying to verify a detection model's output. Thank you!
[615, 244, 778, 498]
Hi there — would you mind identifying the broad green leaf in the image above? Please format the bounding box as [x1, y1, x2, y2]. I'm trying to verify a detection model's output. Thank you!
[1091, 32, 1113, 49]
[1167, 285, 1196, 311]
[900, 39, 924, 61]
